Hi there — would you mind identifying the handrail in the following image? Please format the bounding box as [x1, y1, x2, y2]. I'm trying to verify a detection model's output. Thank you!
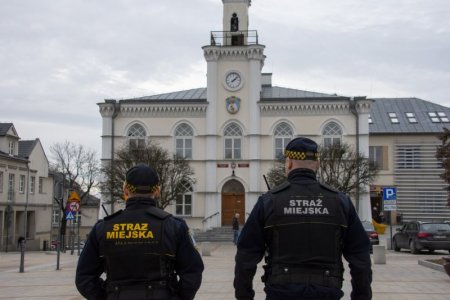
[202, 212, 219, 224]
[209, 30, 259, 46]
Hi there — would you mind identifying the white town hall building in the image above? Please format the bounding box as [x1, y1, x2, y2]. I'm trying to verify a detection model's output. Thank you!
[99, 0, 377, 229]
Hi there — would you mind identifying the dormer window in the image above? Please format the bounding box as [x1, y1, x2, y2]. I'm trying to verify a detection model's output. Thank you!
[8, 141, 15, 155]
[388, 112, 399, 124]
[405, 112, 417, 123]
[368, 114, 373, 124]
[428, 112, 449, 123]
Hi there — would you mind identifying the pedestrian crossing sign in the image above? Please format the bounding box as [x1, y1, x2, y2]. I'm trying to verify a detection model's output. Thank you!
[66, 211, 75, 220]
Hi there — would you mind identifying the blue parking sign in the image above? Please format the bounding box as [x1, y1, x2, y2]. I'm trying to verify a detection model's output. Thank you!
[383, 187, 397, 200]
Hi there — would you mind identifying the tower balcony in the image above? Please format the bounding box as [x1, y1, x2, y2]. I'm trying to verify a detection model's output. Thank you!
[210, 30, 259, 47]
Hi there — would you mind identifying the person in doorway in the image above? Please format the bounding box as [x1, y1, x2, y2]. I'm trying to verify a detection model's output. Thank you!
[232, 213, 240, 245]
[76, 164, 204, 300]
[234, 137, 372, 299]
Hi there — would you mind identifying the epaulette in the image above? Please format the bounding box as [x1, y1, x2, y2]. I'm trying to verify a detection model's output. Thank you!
[319, 182, 339, 193]
[103, 209, 123, 220]
[269, 181, 290, 194]
[146, 206, 172, 220]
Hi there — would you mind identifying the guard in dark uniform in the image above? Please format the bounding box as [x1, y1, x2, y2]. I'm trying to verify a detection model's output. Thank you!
[76, 164, 204, 300]
[234, 137, 372, 300]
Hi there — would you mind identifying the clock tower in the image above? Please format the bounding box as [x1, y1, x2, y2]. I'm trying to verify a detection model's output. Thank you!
[202, 0, 266, 222]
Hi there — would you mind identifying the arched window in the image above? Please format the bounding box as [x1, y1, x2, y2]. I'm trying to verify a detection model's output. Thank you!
[127, 123, 146, 149]
[175, 123, 193, 159]
[175, 181, 193, 216]
[322, 121, 342, 147]
[224, 123, 242, 159]
[274, 122, 293, 159]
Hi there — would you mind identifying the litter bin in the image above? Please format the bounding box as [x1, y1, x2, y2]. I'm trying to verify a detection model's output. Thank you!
[43, 240, 48, 251]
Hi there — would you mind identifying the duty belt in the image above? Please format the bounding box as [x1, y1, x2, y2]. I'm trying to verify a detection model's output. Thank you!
[106, 280, 173, 299]
[265, 266, 343, 289]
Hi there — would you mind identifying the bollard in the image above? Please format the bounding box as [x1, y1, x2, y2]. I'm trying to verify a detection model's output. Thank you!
[385, 238, 392, 250]
[373, 245, 386, 264]
[201, 242, 212, 256]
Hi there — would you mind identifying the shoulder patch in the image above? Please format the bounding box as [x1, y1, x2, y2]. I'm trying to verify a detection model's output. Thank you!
[269, 181, 290, 194]
[319, 182, 339, 193]
[146, 206, 172, 220]
[103, 209, 123, 220]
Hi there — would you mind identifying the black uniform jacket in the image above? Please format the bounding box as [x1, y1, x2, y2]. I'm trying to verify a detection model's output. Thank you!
[75, 197, 204, 300]
[234, 168, 372, 300]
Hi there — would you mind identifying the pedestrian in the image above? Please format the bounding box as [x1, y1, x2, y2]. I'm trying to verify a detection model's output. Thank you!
[75, 164, 204, 300]
[232, 213, 240, 245]
[234, 137, 372, 300]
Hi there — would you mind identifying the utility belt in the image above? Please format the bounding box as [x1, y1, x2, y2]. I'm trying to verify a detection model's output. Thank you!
[106, 280, 176, 300]
[263, 265, 343, 289]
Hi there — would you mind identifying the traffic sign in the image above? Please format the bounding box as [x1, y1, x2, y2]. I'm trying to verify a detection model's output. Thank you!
[383, 187, 397, 200]
[67, 201, 80, 212]
[66, 211, 75, 220]
[68, 191, 80, 202]
[383, 187, 397, 211]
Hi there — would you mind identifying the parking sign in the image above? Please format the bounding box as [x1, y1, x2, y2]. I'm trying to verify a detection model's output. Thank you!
[383, 187, 397, 211]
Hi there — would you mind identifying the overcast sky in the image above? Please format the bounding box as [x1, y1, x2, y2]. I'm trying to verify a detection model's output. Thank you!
[1, 0, 450, 159]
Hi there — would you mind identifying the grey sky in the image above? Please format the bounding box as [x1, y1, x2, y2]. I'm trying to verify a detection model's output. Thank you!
[1, 0, 450, 155]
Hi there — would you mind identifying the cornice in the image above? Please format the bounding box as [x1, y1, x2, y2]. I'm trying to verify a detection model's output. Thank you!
[203, 45, 265, 62]
[259, 102, 351, 116]
[110, 104, 208, 118]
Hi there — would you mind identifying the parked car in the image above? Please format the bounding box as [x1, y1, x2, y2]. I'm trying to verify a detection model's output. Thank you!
[362, 221, 380, 251]
[392, 221, 450, 254]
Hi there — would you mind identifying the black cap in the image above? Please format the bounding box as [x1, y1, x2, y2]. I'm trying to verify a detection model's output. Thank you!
[284, 137, 319, 161]
[125, 164, 159, 194]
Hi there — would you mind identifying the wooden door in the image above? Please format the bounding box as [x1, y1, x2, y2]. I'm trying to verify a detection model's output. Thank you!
[221, 193, 245, 226]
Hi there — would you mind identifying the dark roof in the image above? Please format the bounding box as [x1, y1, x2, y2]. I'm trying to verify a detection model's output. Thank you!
[18, 139, 37, 159]
[369, 98, 450, 134]
[260, 86, 344, 100]
[0, 123, 13, 136]
[125, 88, 207, 102]
[121, 86, 344, 102]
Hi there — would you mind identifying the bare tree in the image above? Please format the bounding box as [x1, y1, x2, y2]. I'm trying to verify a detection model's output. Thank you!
[436, 127, 450, 207]
[100, 140, 196, 209]
[265, 142, 378, 199]
[50, 141, 100, 249]
[318, 143, 378, 197]
[50, 141, 100, 198]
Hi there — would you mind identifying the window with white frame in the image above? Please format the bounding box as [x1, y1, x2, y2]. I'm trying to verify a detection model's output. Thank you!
[52, 207, 60, 226]
[39, 177, 44, 193]
[224, 123, 242, 159]
[428, 111, 449, 123]
[8, 173, 15, 201]
[175, 123, 193, 159]
[368, 114, 373, 124]
[175, 181, 193, 216]
[0, 171, 3, 193]
[127, 123, 146, 149]
[274, 122, 293, 159]
[30, 176, 35, 194]
[405, 112, 417, 123]
[19, 175, 25, 193]
[322, 122, 342, 147]
[388, 112, 399, 124]
[8, 141, 15, 155]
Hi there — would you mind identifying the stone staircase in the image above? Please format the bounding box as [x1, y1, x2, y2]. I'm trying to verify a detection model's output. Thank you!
[193, 227, 234, 243]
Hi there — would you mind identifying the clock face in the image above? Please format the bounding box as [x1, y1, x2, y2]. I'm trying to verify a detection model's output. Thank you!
[225, 71, 242, 90]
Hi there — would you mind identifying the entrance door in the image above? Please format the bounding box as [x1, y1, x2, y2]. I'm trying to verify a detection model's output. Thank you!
[221, 179, 245, 226]
[222, 193, 245, 226]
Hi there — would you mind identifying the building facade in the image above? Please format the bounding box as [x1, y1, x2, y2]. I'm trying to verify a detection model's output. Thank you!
[98, 0, 374, 230]
[369, 98, 450, 223]
[0, 123, 53, 251]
